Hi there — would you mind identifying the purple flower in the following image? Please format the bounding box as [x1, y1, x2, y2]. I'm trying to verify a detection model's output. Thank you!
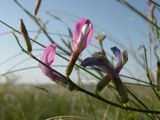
[111, 47, 128, 73]
[66, 18, 94, 76]
[39, 44, 68, 85]
[81, 47, 128, 103]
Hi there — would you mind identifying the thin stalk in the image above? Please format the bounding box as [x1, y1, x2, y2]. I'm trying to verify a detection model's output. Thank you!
[151, 0, 160, 8]
[14, 0, 71, 55]
[102, 93, 114, 120]
[0, 0, 156, 115]
[127, 88, 157, 119]
[117, 0, 160, 30]
[13, 34, 160, 114]
[14, 31, 160, 114]
[46, 116, 89, 120]
[124, 82, 160, 89]
[120, 74, 160, 88]
[0, 18, 157, 116]
[0, 20, 149, 86]
[143, 46, 160, 101]
[0, 52, 23, 65]
[76, 69, 97, 120]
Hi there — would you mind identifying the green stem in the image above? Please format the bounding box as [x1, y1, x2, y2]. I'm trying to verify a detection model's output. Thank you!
[143, 46, 160, 101]
[151, 0, 160, 9]
[14, 0, 71, 55]
[18, 47, 160, 114]
[117, 0, 160, 30]
[8, 18, 160, 114]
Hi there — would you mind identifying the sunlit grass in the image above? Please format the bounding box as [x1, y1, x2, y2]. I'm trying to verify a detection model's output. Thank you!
[0, 82, 159, 120]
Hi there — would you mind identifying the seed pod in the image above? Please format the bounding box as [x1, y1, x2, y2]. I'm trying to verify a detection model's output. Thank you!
[34, 0, 41, 16]
[20, 19, 32, 53]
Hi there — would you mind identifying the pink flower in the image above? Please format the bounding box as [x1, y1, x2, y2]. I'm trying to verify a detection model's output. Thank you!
[72, 18, 94, 53]
[147, 0, 155, 19]
[39, 44, 68, 85]
[66, 18, 94, 76]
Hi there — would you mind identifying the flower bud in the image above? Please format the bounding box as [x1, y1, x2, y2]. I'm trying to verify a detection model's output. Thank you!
[95, 32, 106, 43]
[20, 19, 32, 53]
[66, 18, 93, 76]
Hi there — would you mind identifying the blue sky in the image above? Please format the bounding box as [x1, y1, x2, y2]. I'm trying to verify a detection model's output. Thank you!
[0, 0, 159, 83]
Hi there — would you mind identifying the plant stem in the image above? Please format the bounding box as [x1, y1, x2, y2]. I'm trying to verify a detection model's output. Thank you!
[15, 40, 160, 114]
[117, 0, 160, 30]
[143, 46, 160, 101]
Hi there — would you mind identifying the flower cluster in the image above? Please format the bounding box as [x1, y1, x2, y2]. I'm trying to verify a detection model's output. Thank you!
[38, 18, 128, 103]
[39, 18, 93, 88]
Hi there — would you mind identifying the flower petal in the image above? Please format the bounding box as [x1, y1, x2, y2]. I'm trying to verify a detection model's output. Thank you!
[72, 18, 86, 50]
[111, 47, 128, 73]
[39, 44, 56, 76]
[122, 50, 128, 65]
[66, 18, 93, 76]
[111, 46, 121, 60]
[49, 72, 68, 85]
[111, 47, 125, 73]
[96, 74, 111, 92]
[39, 44, 68, 86]
[72, 18, 93, 52]
[112, 76, 128, 103]
[81, 53, 114, 75]
[85, 20, 94, 48]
